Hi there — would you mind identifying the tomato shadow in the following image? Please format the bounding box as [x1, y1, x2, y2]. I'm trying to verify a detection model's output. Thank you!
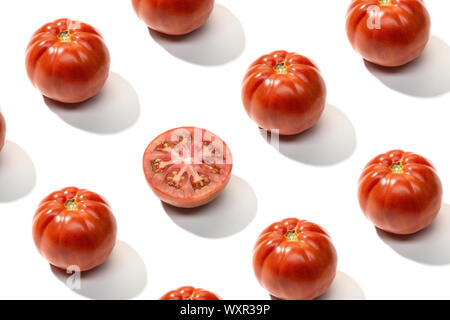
[0, 140, 36, 202]
[148, 3, 245, 66]
[260, 104, 357, 166]
[44, 72, 140, 134]
[364, 36, 450, 97]
[51, 241, 147, 300]
[377, 202, 450, 265]
[162, 175, 257, 238]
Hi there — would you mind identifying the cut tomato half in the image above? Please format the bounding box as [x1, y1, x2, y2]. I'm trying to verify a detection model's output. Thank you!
[143, 127, 233, 208]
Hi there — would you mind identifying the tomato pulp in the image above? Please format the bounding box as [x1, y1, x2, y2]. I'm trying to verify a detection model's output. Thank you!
[346, 0, 431, 67]
[131, 0, 215, 35]
[253, 218, 337, 300]
[160, 286, 221, 300]
[242, 50, 327, 135]
[26, 18, 110, 103]
[143, 127, 233, 208]
[358, 150, 442, 235]
[32, 187, 117, 271]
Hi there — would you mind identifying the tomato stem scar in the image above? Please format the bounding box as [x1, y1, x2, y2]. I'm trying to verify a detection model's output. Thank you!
[378, 0, 392, 6]
[285, 230, 299, 242]
[64, 199, 78, 211]
[274, 62, 288, 75]
[58, 30, 72, 42]
[390, 161, 404, 174]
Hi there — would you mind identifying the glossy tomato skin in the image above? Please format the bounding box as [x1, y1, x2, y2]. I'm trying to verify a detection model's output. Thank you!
[358, 150, 442, 235]
[346, 0, 431, 67]
[242, 51, 327, 135]
[160, 286, 221, 300]
[143, 127, 233, 208]
[25, 18, 110, 103]
[32, 187, 117, 271]
[0, 111, 5, 153]
[253, 218, 337, 300]
[132, 0, 214, 35]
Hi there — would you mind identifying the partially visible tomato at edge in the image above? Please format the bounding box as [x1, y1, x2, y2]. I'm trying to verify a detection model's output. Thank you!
[25, 18, 110, 104]
[253, 218, 337, 300]
[358, 150, 443, 235]
[32, 187, 117, 272]
[143, 127, 233, 208]
[242, 50, 327, 136]
[346, 0, 431, 67]
[131, 0, 215, 35]
[0, 111, 6, 153]
[160, 286, 221, 300]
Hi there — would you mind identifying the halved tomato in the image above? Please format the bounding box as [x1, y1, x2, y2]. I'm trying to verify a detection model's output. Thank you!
[160, 286, 221, 300]
[143, 127, 233, 208]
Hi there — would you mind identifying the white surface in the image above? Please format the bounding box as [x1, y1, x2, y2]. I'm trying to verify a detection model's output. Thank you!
[0, 0, 449, 300]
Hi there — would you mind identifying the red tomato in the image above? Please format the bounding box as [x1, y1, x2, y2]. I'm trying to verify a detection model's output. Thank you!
[25, 19, 110, 103]
[160, 286, 221, 300]
[242, 51, 327, 136]
[0, 111, 5, 153]
[346, 0, 431, 67]
[143, 127, 232, 208]
[32, 187, 117, 271]
[358, 150, 443, 235]
[131, 0, 215, 35]
[253, 218, 337, 300]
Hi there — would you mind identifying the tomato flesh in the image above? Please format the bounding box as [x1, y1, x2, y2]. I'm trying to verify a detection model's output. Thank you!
[160, 286, 221, 300]
[143, 127, 233, 208]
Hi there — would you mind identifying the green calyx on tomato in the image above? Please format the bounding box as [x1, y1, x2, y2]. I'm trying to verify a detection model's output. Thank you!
[58, 30, 72, 42]
[64, 199, 78, 211]
[285, 229, 299, 242]
[274, 62, 288, 75]
[378, 0, 392, 6]
[390, 161, 404, 174]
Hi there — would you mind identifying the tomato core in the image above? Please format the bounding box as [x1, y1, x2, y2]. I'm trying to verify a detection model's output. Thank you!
[378, 0, 392, 6]
[274, 62, 288, 75]
[390, 161, 404, 174]
[285, 230, 299, 242]
[58, 30, 72, 42]
[64, 199, 78, 211]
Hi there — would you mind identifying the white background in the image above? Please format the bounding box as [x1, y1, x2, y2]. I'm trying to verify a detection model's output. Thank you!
[0, 0, 449, 300]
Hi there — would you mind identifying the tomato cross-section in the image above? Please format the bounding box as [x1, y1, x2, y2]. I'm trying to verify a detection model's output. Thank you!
[160, 286, 221, 300]
[143, 127, 233, 208]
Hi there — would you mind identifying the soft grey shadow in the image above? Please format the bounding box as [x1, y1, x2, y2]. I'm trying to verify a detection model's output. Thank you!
[149, 4, 245, 66]
[51, 241, 147, 300]
[317, 271, 366, 300]
[365, 36, 450, 97]
[163, 175, 257, 238]
[377, 203, 450, 265]
[260, 104, 357, 166]
[0, 141, 36, 202]
[45, 73, 140, 134]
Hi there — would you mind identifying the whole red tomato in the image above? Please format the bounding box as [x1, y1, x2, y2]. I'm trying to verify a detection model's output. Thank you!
[143, 127, 233, 208]
[131, 0, 215, 35]
[242, 51, 327, 136]
[32, 187, 117, 271]
[253, 218, 337, 300]
[25, 19, 110, 103]
[0, 111, 5, 153]
[358, 150, 442, 235]
[160, 286, 221, 300]
[346, 0, 431, 67]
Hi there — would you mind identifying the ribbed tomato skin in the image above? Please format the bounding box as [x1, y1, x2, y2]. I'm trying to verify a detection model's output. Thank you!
[253, 218, 337, 300]
[160, 286, 221, 300]
[131, 0, 214, 35]
[242, 50, 327, 135]
[32, 187, 117, 272]
[25, 18, 110, 103]
[346, 0, 431, 67]
[358, 150, 443, 235]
